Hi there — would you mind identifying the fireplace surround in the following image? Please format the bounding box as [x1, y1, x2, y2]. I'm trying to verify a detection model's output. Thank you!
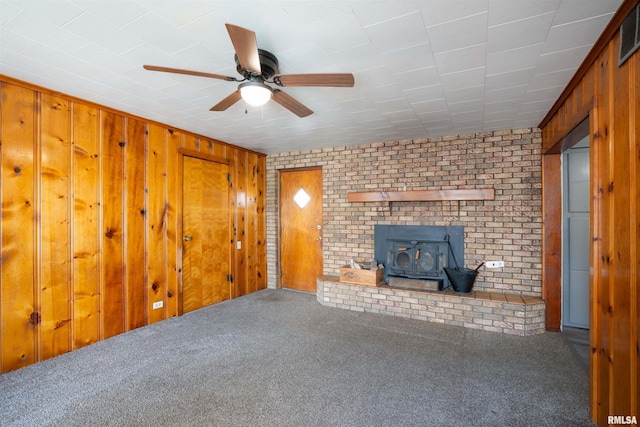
[375, 225, 464, 291]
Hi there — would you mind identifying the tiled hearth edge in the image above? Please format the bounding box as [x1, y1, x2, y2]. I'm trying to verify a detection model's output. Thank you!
[317, 276, 546, 336]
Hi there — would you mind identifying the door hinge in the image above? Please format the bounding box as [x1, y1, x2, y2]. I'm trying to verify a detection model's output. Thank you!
[227, 173, 232, 187]
[227, 274, 233, 283]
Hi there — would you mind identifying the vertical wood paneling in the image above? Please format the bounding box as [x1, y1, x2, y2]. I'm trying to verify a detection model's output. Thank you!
[594, 45, 614, 426]
[611, 40, 632, 415]
[124, 118, 147, 330]
[72, 103, 100, 349]
[0, 76, 267, 374]
[541, 153, 561, 331]
[147, 124, 167, 324]
[541, 4, 640, 421]
[256, 155, 267, 291]
[184, 135, 199, 152]
[165, 130, 181, 318]
[246, 152, 259, 294]
[234, 149, 248, 296]
[101, 111, 125, 339]
[634, 51, 640, 417]
[212, 141, 226, 159]
[0, 83, 37, 372]
[39, 94, 71, 360]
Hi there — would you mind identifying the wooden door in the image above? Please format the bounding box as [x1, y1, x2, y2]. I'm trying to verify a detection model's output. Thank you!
[280, 168, 323, 292]
[182, 156, 231, 313]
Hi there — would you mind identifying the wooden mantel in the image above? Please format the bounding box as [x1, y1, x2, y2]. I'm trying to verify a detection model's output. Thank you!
[347, 188, 495, 203]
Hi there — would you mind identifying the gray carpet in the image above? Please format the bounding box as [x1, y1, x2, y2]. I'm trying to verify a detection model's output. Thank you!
[0, 289, 592, 426]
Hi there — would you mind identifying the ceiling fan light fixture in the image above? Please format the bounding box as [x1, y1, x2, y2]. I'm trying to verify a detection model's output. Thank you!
[239, 81, 273, 106]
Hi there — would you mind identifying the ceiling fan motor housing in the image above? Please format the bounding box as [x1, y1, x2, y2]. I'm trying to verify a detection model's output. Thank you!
[235, 49, 279, 80]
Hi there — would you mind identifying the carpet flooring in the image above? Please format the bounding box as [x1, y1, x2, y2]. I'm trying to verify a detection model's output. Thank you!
[0, 289, 592, 426]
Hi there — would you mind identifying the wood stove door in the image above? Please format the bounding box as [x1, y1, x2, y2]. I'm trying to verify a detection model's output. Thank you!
[279, 167, 323, 292]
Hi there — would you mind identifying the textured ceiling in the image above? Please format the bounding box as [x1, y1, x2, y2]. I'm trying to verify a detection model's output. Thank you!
[0, 0, 623, 154]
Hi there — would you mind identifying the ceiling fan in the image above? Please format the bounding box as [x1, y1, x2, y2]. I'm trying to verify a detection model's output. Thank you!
[143, 24, 355, 118]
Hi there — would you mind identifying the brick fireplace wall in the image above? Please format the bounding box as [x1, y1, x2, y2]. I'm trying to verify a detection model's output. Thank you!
[266, 129, 542, 297]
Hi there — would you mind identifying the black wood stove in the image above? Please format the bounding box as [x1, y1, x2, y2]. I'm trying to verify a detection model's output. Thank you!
[374, 225, 464, 291]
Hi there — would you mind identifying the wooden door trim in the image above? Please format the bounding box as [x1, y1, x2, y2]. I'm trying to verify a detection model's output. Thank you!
[178, 148, 230, 165]
[280, 166, 322, 173]
[542, 114, 593, 331]
[177, 151, 235, 314]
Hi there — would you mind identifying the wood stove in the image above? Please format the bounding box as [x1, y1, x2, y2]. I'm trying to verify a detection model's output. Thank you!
[374, 225, 464, 291]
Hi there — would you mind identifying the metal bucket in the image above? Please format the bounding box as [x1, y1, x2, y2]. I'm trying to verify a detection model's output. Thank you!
[444, 267, 478, 294]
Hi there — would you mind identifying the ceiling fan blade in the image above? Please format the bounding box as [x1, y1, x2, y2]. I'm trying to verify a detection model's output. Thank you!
[274, 73, 355, 87]
[225, 23, 261, 75]
[272, 90, 313, 118]
[143, 65, 237, 81]
[210, 91, 242, 111]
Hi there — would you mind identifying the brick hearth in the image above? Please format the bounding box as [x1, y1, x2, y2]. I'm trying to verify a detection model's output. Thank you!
[317, 276, 545, 336]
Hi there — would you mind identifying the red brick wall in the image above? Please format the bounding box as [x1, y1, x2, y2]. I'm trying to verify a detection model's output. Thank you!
[267, 129, 542, 296]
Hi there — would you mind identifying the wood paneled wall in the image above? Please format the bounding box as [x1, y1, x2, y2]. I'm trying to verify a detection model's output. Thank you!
[0, 76, 266, 374]
[539, 0, 639, 424]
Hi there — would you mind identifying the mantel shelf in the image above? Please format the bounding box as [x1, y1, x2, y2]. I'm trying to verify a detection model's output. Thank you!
[347, 188, 495, 203]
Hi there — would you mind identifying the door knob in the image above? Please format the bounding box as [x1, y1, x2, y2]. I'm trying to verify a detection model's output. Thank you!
[183, 236, 193, 242]
[316, 236, 322, 241]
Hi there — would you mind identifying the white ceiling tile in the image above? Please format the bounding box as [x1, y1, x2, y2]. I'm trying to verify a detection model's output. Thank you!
[402, 83, 444, 103]
[486, 43, 543, 75]
[169, 43, 236, 74]
[411, 98, 448, 114]
[383, 43, 435, 73]
[529, 68, 575, 91]
[394, 66, 440, 91]
[485, 84, 527, 102]
[439, 67, 486, 92]
[487, 12, 555, 53]
[426, 12, 488, 53]
[445, 85, 485, 104]
[553, 0, 621, 25]
[519, 100, 553, 113]
[488, 0, 560, 26]
[0, 2, 20, 26]
[364, 10, 429, 54]
[63, 12, 144, 55]
[451, 109, 483, 123]
[178, 11, 233, 53]
[0, 28, 34, 53]
[329, 42, 383, 74]
[121, 12, 199, 54]
[541, 13, 614, 54]
[72, 1, 149, 27]
[7, 0, 83, 27]
[305, 12, 371, 54]
[449, 98, 484, 114]
[21, 42, 97, 77]
[434, 43, 486, 75]
[484, 99, 522, 114]
[0, 0, 623, 154]
[421, 1, 489, 27]
[419, 109, 451, 124]
[4, 11, 90, 53]
[352, 1, 421, 27]
[375, 98, 413, 114]
[523, 87, 564, 103]
[535, 44, 591, 74]
[136, 0, 217, 27]
[485, 68, 534, 92]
